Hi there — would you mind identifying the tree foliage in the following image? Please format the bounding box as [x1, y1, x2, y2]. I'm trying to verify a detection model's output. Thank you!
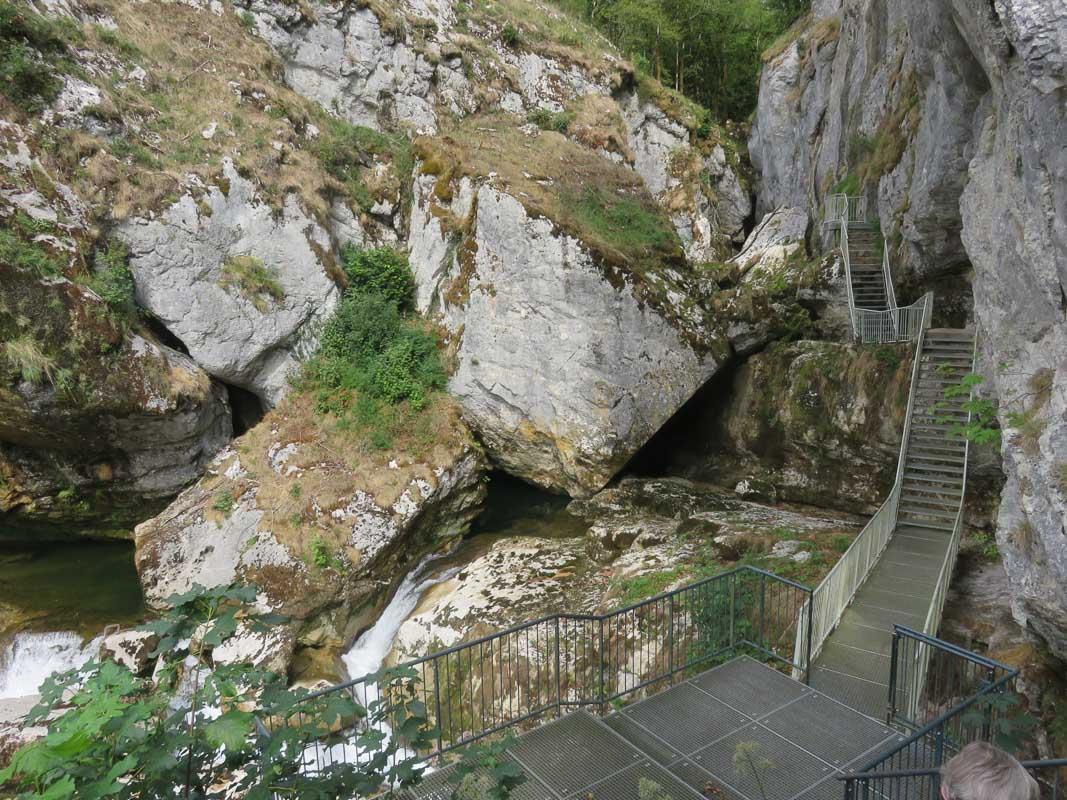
[557, 0, 809, 121]
[0, 584, 436, 799]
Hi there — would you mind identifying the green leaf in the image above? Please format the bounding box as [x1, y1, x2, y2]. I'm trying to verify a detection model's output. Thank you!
[204, 710, 254, 751]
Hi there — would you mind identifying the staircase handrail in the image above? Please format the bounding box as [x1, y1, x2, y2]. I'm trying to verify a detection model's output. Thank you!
[853, 299, 927, 344]
[792, 293, 933, 674]
[900, 327, 978, 720]
[881, 237, 898, 311]
[839, 210, 860, 338]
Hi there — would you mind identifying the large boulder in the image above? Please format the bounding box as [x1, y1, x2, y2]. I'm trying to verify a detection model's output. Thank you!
[119, 160, 342, 406]
[134, 393, 486, 675]
[408, 121, 729, 496]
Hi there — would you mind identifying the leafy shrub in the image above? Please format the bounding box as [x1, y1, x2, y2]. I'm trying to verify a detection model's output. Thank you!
[88, 239, 138, 321]
[218, 254, 284, 312]
[212, 491, 235, 514]
[341, 245, 415, 311]
[0, 1, 77, 112]
[0, 583, 440, 799]
[319, 291, 403, 365]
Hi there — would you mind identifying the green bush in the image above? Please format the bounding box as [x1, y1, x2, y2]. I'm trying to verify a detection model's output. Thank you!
[0, 228, 63, 276]
[528, 107, 573, 133]
[319, 291, 403, 365]
[315, 118, 413, 211]
[340, 246, 415, 311]
[88, 239, 138, 321]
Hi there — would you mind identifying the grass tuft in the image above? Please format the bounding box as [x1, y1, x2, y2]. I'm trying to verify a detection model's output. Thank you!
[218, 255, 284, 312]
[2, 334, 56, 385]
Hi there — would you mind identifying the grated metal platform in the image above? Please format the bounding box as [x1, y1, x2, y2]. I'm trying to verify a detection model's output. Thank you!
[403, 656, 907, 800]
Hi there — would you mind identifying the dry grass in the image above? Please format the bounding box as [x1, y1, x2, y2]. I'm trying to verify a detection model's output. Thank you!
[218, 255, 284, 312]
[36, 1, 348, 226]
[415, 113, 683, 275]
[1, 334, 55, 385]
[204, 391, 473, 563]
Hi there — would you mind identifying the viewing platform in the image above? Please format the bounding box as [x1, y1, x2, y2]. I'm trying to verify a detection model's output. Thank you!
[403, 657, 904, 800]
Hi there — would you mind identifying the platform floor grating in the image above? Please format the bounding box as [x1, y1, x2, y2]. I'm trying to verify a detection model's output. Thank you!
[404, 656, 906, 800]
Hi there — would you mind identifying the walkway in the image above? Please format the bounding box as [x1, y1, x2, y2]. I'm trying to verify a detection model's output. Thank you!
[404, 657, 905, 800]
[808, 326, 975, 716]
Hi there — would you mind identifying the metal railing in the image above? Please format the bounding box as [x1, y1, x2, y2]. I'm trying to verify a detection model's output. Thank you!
[842, 627, 1031, 799]
[882, 236, 898, 311]
[853, 299, 928, 344]
[825, 193, 868, 226]
[285, 566, 812, 774]
[900, 328, 978, 716]
[793, 293, 932, 673]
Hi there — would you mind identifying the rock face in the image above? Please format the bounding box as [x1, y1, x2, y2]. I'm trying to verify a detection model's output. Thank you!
[643, 340, 913, 513]
[619, 91, 751, 261]
[134, 393, 486, 674]
[119, 160, 341, 406]
[749, 0, 1067, 658]
[409, 173, 724, 497]
[0, 130, 231, 539]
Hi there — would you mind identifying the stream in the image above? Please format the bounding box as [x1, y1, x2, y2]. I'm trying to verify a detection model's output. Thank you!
[0, 542, 144, 702]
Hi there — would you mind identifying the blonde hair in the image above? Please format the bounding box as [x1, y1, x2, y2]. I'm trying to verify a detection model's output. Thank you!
[940, 742, 1039, 800]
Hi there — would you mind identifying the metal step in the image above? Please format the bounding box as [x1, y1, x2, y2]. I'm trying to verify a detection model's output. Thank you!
[897, 516, 955, 532]
[901, 495, 961, 512]
[906, 442, 967, 455]
[898, 505, 959, 522]
[907, 453, 966, 466]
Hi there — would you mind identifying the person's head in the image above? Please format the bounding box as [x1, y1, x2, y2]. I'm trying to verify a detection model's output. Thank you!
[940, 742, 1039, 800]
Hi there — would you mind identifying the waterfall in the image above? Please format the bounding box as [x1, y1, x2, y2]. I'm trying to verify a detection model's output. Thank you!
[0, 631, 102, 700]
[307, 555, 460, 772]
[342, 555, 460, 684]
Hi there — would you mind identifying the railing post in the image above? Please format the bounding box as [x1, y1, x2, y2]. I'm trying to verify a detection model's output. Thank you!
[887, 631, 900, 724]
[729, 573, 736, 649]
[805, 592, 814, 685]
[982, 665, 996, 741]
[554, 616, 562, 716]
[432, 659, 444, 755]
[667, 595, 675, 682]
[843, 777, 854, 800]
[598, 616, 606, 712]
[759, 572, 766, 651]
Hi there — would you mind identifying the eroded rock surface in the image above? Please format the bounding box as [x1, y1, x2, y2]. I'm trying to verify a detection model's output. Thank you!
[119, 160, 341, 406]
[134, 393, 486, 674]
[410, 175, 724, 497]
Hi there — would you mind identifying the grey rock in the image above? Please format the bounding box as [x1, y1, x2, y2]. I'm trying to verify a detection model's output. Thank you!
[119, 159, 340, 406]
[134, 397, 486, 673]
[100, 630, 159, 675]
[409, 179, 722, 497]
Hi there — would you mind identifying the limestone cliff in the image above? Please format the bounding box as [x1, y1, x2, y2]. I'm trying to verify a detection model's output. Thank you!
[749, 0, 1067, 659]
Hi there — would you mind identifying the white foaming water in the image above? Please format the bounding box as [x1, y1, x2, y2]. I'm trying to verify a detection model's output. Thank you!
[308, 556, 460, 772]
[0, 631, 102, 700]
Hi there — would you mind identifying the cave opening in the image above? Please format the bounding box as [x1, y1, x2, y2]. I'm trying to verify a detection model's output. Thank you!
[144, 314, 190, 356]
[226, 384, 266, 436]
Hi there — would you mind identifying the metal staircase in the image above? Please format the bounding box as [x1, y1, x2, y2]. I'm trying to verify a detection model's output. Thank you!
[797, 197, 979, 718]
[844, 225, 890, 311]
[898, 329, 975, 531]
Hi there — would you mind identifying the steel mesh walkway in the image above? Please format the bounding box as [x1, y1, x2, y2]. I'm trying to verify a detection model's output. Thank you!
[402, 657, 905, 800]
